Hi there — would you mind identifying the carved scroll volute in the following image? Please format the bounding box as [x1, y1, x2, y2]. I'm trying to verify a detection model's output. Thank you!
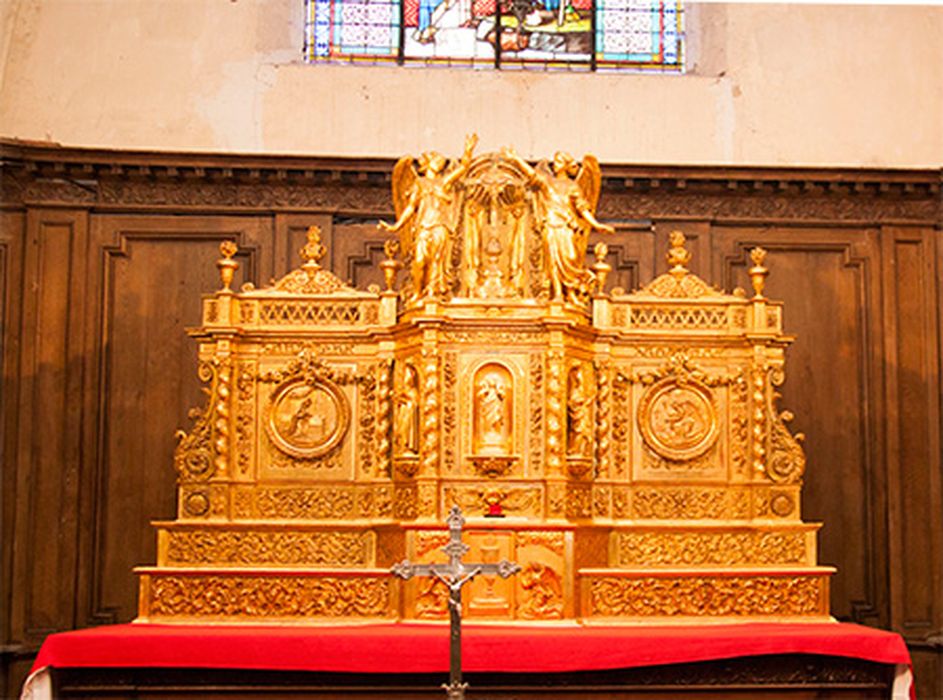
[473, 363, 513, 455]
[174, 357, 232, 519]
[766, 366, 807, 485]
[750, 358, 806, 486]
[174, 360, 220, 485]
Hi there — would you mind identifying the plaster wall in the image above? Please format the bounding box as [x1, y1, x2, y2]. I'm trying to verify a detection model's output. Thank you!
[0, 0, 940, 166]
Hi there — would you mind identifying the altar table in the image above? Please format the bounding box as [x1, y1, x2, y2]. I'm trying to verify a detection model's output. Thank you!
[22, 622, 914, 699]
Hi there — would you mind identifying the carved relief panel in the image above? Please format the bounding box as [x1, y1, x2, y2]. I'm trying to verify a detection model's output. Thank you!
[402, 527, 571, 621]
[622, 355, 743, 484]
[255, 355, 360, 481]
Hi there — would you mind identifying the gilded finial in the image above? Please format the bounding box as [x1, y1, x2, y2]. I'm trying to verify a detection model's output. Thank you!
[379, 239, 402, 292]
[592, 242, 611, 294]
[216, 240, 239, 293]
[666, 230, 691, 278]
[748, 247, 769, 299]
[300, 225, 327, 273]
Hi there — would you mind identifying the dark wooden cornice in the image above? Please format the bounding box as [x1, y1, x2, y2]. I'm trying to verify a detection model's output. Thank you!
[2, 139, 941, 225]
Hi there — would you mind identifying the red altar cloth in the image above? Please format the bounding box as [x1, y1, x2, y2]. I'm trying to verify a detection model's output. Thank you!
[32, 621, 910, 676]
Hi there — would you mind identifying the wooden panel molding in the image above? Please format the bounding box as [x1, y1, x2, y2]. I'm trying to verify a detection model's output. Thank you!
[12, 209, 89, 645]
[3, 141, 940, 225]
[881, 226, 943, 642]
[77, 216, 275, 626]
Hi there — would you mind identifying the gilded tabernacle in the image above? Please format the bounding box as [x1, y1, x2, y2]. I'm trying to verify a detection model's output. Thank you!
[136, 139, 833, 624]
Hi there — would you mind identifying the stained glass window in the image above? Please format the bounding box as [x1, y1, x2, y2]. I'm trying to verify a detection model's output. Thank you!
[305, 0, 683, 71]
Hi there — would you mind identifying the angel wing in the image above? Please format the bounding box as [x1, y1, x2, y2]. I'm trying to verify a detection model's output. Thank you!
[575, 154, 602, 214]
[390, 155, 419, 253]
[528, 159, 554, 221]
[391, 155, 418, 219]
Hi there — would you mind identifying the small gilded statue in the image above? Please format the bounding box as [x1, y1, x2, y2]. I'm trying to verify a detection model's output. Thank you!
[566, 365, 593, 457]
[474, 368, 511, 454]
[380, 134, 479, 302]
[394, 365, 420, 455]
[504, 148, 614, 304]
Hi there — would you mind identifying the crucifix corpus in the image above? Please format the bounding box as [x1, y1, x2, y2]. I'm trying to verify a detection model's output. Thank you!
[391, 505, 521, 700]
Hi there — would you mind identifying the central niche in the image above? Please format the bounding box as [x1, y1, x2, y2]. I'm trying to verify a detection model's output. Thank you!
[472, 363, 513, 456]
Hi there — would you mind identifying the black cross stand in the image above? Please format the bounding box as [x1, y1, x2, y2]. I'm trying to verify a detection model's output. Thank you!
[391, 505, 521, 700]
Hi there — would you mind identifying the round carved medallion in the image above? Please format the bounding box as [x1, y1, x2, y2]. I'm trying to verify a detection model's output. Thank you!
[266, 379, 350, 458]
[638, 379, 719, 461]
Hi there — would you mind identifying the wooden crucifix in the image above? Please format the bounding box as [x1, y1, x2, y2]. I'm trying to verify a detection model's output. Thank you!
[391, 505, 521, 700]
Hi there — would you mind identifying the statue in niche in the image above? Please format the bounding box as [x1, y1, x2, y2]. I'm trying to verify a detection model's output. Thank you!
[380, 134, 478, 302]
[473, 364, 512, 455]
[503, 149, 614, 304]
[566, 365, 592, 457]
[394, 365, 420, 455]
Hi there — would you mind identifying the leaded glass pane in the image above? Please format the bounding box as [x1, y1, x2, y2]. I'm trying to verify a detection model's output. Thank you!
[595, 0, 682, 70]
[498, 0, 593, 69]
[402, 0, 496, 66]
[307, 0, 399, 62]
[304, 0, 683, 71]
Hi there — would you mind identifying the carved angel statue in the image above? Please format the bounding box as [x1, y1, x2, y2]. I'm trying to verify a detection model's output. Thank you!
[503, 148, 614, 304]
[379, 134, 478, 302]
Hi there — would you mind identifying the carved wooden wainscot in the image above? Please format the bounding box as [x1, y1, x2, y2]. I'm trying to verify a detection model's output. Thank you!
[137, 145, 833, 624]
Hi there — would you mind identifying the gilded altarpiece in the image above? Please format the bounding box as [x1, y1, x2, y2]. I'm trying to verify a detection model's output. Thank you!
[137, 143, 833, 624]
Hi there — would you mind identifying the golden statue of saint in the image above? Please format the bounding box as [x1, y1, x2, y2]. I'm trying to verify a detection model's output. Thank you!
[394, 365, 420, 455]
[566, 366, 592, 457]
[504, 149, 614, 304]
[474, 366, 511, 454]
[380, 134, 478, 302]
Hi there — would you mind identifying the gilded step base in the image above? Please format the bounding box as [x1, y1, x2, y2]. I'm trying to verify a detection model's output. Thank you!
[608, 523, 821, 568]
[579, 567, 834, 622]
[136, 568, 398, 623]
[153, 521, 380, 568]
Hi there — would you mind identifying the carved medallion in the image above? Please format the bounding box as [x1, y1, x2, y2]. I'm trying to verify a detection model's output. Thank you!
[638, 379, 718, 461]
[266, 379, 350, 458]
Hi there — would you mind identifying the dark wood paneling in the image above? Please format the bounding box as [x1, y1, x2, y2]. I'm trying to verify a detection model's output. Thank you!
[77, 216, 274, 626]
[333, 219, 390, 292]
[0, 209, 25, 698]
[715, 227, 887, 626]
[589, 223, 656, 293]
[881, 227, 943, 640]
[12, 209, 89, 643]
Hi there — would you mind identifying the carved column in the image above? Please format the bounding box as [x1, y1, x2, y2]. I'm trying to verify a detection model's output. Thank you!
[545, 346, 567, 519]
[418, 337, 441, 519]
[375, 359, 393, 479]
